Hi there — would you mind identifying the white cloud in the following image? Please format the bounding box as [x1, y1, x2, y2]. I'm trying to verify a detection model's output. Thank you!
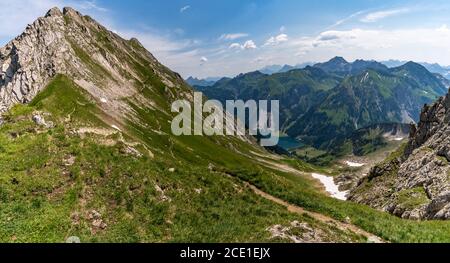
[437, 24, 449, 32]
[243, 40, 257, 49]
[253, 56, 266, 63]
[117, 28, 207, 76]
[287, 26, 450, 65]
[229, 43, 242, 49]
[120, 30, 196, 54]
[219, 33, 249, 41]
[192, 24, 450, 78]
[228, 40, 257, 50]
[360, 8, 410, 23]
[264, 34, 288, 46]
[180, 5, 191, 13]
[328, 10, 367, 29]
[77, 0, 108, 12]
[316, 30, 357, 41]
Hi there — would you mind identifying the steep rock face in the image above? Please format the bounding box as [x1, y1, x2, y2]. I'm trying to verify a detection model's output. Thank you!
[0, 7, 68, 111]
[350, 92, 450, 220]
[0, 7, 190, 123]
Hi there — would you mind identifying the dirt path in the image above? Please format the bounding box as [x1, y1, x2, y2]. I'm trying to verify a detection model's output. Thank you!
[76, 127, 118, 136]
[250, 150, 284, 160]
[253, 156, 335, 197]
[256, 157, 307, 176]
[246, 183, 384, 243]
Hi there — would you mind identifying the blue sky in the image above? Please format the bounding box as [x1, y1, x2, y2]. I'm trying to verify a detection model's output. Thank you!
[3, 0, 450, 78]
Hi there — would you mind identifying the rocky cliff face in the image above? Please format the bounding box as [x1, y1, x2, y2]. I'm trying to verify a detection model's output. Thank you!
[0, 7, 68, 112]
[0, 7, 192, 124]
[350, 91, 450, 220]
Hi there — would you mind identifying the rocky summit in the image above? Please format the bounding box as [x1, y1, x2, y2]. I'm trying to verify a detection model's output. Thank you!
[0, 7, 191, 120]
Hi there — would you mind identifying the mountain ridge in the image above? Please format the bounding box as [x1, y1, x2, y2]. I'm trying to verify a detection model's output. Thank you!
[185, 76, 221, 87]
[199, 57, 448, 155]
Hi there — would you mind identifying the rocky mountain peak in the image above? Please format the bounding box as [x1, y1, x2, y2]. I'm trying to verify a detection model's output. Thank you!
[393, 61, 429, 76]
[63, 6, 81, 17]
[313, 57, 352, 74]
[129, 37, 144, 48]
[406, 95, 449, 156]
[0, 6, 191, 122]
[0, 7, 68, 112]
[0, 6, 247, 145]
[329, 56, 348, 64]
[45, 7, 63, 17]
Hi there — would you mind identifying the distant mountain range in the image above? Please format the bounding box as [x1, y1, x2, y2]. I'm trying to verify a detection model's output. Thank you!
[314, 57, 389, 76]
[187, 59, 450, 88]
[196, 57, 449, 155]
[381, 60, 450, 79]
[185, 63, 316, 86]
[259, 62, 315, 74]
[289, 60, 447, 150]
[185, 76, 223, 87]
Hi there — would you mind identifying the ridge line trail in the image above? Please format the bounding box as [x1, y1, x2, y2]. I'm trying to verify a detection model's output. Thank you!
[246, 183, 385, 243]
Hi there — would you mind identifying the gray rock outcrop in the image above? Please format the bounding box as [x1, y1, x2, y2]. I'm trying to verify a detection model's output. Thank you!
[0, 7, 68, 112]
[0, 7, 190, 120]
[350, 91, 450, 220]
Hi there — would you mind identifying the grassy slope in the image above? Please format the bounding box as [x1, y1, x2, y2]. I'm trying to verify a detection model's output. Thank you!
[2, 76, 450, 243]
[189, 67, 450, 242]
[248, 148, 450, 243]
[0, 75, 363, 243]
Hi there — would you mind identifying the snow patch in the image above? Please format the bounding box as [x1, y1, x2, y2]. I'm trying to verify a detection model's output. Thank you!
[311, 173, 348, 200]
[361, 72, 369, 83]
[111, 125, 122, 132]
[345, 161, 365, 167]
